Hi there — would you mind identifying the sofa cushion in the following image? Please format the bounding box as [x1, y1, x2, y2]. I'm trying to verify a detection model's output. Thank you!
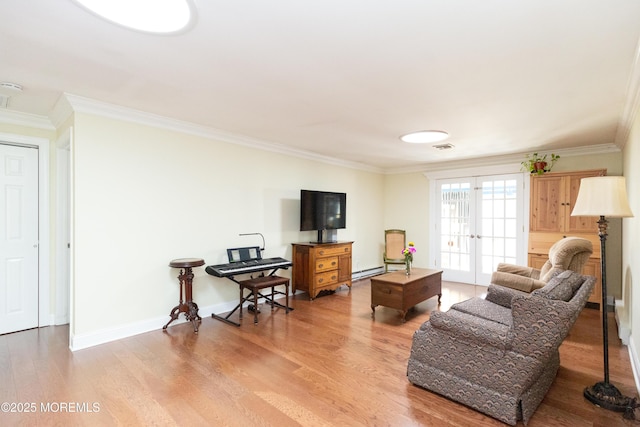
[531, 270, 577, 302]
[451, 297, 513, 326]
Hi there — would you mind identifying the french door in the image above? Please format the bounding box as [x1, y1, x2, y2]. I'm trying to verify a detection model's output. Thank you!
[435, 174, 524, 285]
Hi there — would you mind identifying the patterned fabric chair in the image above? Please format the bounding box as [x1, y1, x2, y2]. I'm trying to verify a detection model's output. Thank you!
[491, 237, 593, 292]
[407, 270, 596, 425]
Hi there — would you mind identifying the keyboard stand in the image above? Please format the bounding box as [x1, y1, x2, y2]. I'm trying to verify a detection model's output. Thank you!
[211, 270, 293, 326]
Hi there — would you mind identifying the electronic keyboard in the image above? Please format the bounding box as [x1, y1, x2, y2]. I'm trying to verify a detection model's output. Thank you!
[205, 257, 292, 277]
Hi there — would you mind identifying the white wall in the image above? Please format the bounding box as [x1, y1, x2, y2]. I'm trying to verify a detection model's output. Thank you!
[622, 108, 640, 389]
[383, 172, 431, 268]
[70, 112, 384, 347]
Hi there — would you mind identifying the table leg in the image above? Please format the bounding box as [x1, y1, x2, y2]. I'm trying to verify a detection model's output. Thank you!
[253, 288, 259, 324]
[285, 282, 289, 314]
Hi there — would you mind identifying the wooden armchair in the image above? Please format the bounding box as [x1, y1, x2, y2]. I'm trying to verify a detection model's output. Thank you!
[383, 229, 406, 272]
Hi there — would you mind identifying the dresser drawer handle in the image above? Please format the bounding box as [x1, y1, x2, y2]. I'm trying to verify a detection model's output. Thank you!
[331, 261, 337, 267]
[318, 263, 324, 268]
[318, 278, 324, 283]
[319, 250, 325, 255]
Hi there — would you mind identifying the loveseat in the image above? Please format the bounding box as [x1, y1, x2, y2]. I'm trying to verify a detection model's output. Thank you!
[407, 270, 596, 425]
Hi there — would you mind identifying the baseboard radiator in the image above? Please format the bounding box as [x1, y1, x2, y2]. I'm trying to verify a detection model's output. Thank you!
[352, 266, 384, 280]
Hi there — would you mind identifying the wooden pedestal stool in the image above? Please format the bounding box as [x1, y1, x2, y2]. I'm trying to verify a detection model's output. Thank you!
[163, 258, 205, 333]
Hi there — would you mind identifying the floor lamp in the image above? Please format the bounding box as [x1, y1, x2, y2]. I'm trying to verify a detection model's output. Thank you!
[571, 176, 636, 418]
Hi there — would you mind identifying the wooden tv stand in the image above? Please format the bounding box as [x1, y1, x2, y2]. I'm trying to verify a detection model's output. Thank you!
[291, 241, 353, 300]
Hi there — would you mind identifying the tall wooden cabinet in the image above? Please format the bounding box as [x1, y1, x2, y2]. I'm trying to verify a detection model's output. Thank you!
[528, 169, 605, 306]
[291, 241, 353, 300]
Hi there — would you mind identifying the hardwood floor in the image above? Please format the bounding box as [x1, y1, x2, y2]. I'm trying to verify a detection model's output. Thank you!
[1, 278, 638, 426]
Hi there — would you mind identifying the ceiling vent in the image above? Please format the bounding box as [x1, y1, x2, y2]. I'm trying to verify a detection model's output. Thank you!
[0, 82, 22, 108]
[433, 143, 455, 150]
[0, 82, 22, 92]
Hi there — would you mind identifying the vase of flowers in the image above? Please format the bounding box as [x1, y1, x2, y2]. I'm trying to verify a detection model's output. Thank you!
[403, 242, 416, 276]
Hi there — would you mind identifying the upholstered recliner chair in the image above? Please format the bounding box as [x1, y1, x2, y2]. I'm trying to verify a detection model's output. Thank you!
[407, 270, 596, 425]
[491, 237, 593, 293]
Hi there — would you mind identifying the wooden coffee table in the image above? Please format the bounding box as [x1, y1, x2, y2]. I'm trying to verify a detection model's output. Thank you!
[371, 268, 442, 322]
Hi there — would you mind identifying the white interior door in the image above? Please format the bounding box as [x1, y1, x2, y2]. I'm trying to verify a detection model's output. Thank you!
[0, 144, 39, 334]
[436, 174, 524, 286]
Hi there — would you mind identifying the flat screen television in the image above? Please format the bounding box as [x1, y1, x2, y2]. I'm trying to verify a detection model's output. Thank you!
[300, 189, 346, 243]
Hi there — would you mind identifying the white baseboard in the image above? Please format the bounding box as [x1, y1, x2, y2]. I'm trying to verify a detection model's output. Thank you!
[615, 299, 630, 345]
[69, 296, 279, 351]
[629, 334, 640, 396]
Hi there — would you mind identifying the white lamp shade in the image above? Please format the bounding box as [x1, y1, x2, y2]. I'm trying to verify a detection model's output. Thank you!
[571, 176, 634, 218]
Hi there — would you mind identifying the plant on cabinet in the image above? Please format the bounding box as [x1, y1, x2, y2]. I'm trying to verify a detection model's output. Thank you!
[520, 152, 560, 175]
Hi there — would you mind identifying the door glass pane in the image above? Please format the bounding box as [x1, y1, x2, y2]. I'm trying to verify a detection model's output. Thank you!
[479, 179, 519, 275]
[440, 182, 471, 272]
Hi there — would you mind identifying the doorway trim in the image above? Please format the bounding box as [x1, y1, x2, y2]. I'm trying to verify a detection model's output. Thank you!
[55, 128, 71, 325]
[0, 132, 50, 327]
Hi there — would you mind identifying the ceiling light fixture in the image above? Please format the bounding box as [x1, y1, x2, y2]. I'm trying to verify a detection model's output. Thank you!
[400, 130, 450, 144]
[73, 0, 196, 34]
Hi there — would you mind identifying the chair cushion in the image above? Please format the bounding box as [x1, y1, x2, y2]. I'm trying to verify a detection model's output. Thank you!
[531, 270, 578, 302]
[451, 297, 513, 326]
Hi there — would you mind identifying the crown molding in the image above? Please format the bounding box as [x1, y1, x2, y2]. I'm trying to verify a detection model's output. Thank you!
[0, 108, 54, 130]
[40, 94, 624, 175]
[386, 143, 621, 175]
[49, 94, 74, 129]
[61, 93, 383, 174]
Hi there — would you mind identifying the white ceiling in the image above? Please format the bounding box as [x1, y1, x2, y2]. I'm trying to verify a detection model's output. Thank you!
[2, 0, 640, 171]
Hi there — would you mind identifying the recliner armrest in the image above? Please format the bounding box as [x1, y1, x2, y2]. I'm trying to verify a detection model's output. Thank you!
[496, 263, 541, 279]
[491, 271, 546, 293]
[509, 295, 574, 356]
